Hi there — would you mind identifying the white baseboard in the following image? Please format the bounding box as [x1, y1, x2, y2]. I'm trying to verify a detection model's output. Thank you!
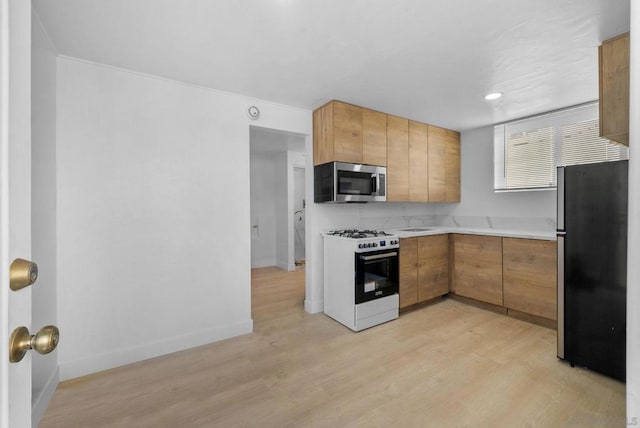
[251, 259, 276, 269]
[276, 262, 296, 271]
[304, 298, 323, 314]
[58, 319, 253, 381]
[32, 367, 59, 426]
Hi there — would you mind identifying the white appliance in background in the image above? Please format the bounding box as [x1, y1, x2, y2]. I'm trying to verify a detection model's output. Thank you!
[323, 230, 400, 331]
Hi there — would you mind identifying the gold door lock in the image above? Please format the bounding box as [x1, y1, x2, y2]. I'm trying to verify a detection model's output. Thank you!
[9, 325, 59, 363]
[10, 258, 38, 291]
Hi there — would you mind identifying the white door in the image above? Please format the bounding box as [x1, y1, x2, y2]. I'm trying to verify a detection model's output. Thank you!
[1, 0, 35, 426]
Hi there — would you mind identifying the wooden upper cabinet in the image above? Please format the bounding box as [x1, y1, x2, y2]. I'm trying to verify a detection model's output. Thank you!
[599, 33, 629, 146]
[409, 121, 429, 202]
[313, 103, 334, 165]
[362, 108, 387, 166]
[313, 100, 362, 165]
[332, 101, 363, 163]
[444, 130, 461, 202]
[313, 100, 460, 202]
[427, 125, 446, 201]
[503, 238, 557, 320]
[313, 101, 389, 166]
[399, 237, 419, 309]
[428, 125, 460, 202]
[452, 234, 503, 306]
[387, 115, 410, 201]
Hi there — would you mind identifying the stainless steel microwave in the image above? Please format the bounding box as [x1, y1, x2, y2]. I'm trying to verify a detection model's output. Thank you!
[314, 162, 386, 203]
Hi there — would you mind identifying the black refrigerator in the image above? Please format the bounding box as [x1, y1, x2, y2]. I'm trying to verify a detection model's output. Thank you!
[557, 160, 627, 382]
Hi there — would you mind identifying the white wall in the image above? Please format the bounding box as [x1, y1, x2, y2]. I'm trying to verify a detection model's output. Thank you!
[627, 1, 639, 420]
[55, 57, 311, 380]
[249, 153, 277, 268]
[30, 11, 58, 425]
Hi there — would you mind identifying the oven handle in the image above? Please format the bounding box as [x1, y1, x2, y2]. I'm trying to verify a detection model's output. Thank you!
[359, 251, 398, 261]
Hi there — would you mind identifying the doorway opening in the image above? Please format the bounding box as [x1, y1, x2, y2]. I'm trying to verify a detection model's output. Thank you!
[293, 166, 305, 267]
[249, 126, 306, 271]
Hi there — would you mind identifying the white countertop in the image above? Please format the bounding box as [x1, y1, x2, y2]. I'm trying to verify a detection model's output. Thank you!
[389, 226, 556, 241]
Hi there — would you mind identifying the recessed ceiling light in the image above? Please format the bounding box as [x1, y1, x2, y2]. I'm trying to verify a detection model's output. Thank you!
[485, 92, 502, 100]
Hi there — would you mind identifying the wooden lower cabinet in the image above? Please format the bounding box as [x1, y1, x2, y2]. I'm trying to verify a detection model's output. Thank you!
[399, 233, 557, 324]
[452, 234, 503, 306]
[503, 238, 557, 320]
[399, 235, 449, 309]
[418, 235, 449, 301]
[399, 237, 418, 308]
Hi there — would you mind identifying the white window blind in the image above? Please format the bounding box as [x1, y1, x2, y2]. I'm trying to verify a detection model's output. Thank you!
[505, 126, 555, 189]
[494, 102, 629, 191]
[561, 118, 628, 166]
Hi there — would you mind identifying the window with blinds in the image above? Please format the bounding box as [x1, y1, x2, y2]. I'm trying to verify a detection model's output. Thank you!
[494, 102, 628, 191]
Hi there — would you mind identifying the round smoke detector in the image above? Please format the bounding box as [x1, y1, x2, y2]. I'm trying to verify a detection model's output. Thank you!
[247, 106, 260, 120]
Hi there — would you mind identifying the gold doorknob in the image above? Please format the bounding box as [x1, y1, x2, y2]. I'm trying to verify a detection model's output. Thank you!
[9, 325, 59, 363]
[10, 258, 38, 291]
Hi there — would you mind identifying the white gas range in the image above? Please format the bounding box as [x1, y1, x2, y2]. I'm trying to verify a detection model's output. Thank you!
[323, 230, 400, 331]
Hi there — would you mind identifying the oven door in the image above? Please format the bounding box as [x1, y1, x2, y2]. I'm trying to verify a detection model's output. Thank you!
[355, 249, 399, 304]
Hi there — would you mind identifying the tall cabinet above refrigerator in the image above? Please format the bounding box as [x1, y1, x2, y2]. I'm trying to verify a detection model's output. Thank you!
[557, 160, 627, 382]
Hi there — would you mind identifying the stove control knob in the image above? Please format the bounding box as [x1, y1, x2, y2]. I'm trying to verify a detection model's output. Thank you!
[358, 244, 364, 249]
[373, 243, 378, 247]
[368, 243, 373, 248]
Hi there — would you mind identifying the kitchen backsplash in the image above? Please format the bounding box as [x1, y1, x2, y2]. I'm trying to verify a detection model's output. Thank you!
[348, 204, 555, 233]
[317, 203, 555, 234]
[437, 215, 556, 232]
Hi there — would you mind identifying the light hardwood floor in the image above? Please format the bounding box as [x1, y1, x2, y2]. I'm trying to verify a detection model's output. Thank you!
[40, 267, 625, 427]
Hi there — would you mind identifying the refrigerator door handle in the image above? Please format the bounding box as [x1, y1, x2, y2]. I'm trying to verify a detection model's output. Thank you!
[557, 233, 565, 359]
[556, 166, 564, 230]
[557, 167, 565, 231]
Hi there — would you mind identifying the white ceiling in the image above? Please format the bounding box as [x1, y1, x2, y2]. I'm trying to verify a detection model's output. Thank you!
[33, 0, 630, 131]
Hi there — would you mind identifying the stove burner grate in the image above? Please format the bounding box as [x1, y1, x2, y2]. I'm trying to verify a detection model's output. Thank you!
[327, 229, 392, 238]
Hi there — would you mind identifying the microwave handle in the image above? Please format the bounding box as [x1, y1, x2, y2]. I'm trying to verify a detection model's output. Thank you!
[371, 175, 377, 193]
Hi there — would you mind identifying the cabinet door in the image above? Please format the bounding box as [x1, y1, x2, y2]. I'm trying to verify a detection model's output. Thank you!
[387, 115, 410, 201]
[599, 33, 629, 146]
[399, 237, 418, 309]
[444, 130, 460, 202]
[452, 234, 503, 306]
[409, 121, 429, 202]
[362, 108, 387, 166]
[418, 235, 449, 302]
[313, 102, 334, 166]
[427, 125, 446, 202]
[333, 101, 363, 163]
[503, 238, 557, 320]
